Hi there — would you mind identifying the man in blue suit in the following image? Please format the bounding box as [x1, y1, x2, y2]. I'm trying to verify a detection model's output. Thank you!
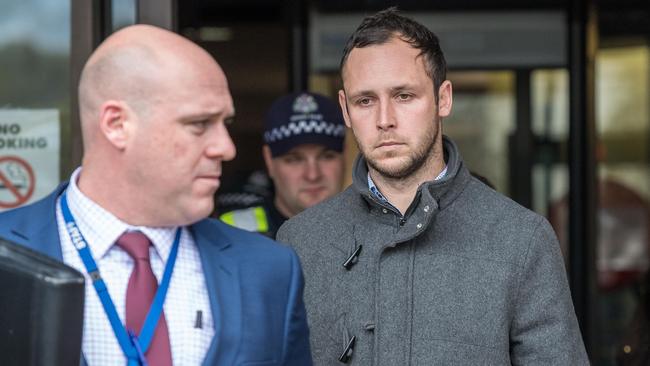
[0, 24, 311, 365]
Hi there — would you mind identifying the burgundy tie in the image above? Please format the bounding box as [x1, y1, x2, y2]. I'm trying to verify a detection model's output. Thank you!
[116, 231, 173, 366]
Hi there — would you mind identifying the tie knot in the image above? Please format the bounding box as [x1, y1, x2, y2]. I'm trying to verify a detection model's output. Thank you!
[116, 231, 152, 260]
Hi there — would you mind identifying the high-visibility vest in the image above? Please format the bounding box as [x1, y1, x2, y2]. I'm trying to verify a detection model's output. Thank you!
[220, 206, 269, 233]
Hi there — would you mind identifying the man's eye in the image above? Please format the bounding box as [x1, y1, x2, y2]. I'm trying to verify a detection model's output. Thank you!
[356, 98, 372, 106]
[397, 93, 411, 101]
[189, 120, 209, 133]
[281, 155, 302, 164]
[319, 151, 340, 161]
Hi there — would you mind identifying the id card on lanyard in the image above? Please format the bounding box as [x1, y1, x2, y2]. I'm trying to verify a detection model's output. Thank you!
[60, 191, 180, 366]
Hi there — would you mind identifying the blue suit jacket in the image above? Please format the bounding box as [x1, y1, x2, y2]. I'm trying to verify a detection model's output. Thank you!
[0, 184, 312, 366]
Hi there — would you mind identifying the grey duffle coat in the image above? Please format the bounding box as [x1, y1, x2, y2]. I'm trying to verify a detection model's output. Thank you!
[277, 136, 589, 365]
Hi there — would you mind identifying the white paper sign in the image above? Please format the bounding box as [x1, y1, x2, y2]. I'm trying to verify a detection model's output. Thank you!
[0, 109, 60, 211]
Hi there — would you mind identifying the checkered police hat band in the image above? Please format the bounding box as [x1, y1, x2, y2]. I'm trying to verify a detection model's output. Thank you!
[264, 119, 346, 143]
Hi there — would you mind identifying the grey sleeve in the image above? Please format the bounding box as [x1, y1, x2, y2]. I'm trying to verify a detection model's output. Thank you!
[509, 218, 590, 365]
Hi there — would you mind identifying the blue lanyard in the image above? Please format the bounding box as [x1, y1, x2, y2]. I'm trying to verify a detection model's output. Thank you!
[60, 191, 180, 366]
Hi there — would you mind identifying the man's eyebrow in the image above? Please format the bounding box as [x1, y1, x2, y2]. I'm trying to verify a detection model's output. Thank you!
[390, 84, 415, 93]
[180, 111, 234, 122]
[346, 90, 375, 100]
[346, 85, 415, 100]
[180, 112, 217, 121]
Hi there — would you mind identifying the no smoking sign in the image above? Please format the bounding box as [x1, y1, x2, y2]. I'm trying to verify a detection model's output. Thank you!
[0, 109, 60, 212]
[0, 156, 35, 209]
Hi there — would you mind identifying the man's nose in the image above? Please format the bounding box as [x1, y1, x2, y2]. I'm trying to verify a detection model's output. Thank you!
[376, 99, 396, 130]
[205, 123, 236, 161]
[304, 158, 322, 181]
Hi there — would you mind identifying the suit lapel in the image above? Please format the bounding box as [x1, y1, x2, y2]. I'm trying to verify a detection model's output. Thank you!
[9, 183, 66, 261]
[28, 213, 63, 260]
[191, 220, 242, 365]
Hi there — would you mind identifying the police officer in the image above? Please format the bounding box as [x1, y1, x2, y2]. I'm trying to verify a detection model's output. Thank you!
[220, 92, 346, 238]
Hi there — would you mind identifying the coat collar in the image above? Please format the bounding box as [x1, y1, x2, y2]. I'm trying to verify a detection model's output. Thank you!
[346, 135, 472, 245]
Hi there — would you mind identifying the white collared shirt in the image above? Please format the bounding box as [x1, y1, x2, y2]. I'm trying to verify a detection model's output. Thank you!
[56, 168, 215, 365]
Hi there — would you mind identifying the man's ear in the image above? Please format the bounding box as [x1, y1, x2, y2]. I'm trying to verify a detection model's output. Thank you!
[338, 89, 352, 128]
[98, 100, 134, 149]
[262, 145, 275, 179]
[437, 80, 453, 118]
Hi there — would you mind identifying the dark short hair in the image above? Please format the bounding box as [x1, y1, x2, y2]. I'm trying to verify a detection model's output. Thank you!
[340, 7, 447, 98]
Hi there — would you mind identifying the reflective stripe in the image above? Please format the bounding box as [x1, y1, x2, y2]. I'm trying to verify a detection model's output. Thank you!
[253, 207, 269, 232]
[220, 206, 269, 232]
[220, 212, 236, 226]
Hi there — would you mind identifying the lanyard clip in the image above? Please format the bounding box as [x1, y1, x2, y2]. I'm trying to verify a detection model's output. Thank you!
[88, 270, 101, 282]
[128, 329, 149, 366]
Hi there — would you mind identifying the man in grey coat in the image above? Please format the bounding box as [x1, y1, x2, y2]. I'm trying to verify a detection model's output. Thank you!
[277, 8, 589, 365]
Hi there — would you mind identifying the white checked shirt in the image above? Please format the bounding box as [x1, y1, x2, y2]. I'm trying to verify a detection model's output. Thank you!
[56, 168, 215, 365]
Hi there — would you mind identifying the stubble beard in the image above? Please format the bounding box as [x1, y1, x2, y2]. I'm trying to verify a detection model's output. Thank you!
[361, 120, 440, 180]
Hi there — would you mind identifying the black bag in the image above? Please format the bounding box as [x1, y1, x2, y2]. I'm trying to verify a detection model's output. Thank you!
[0, 238, 85, 366]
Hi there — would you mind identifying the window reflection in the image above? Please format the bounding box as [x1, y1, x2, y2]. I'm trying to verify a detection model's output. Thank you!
[595, 44, 650, 366]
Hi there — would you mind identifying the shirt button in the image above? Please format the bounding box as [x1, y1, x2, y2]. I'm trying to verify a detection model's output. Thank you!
[382, 208, 388, 214]
[416, 223, 423, 229]
[424, 205, 430, 213]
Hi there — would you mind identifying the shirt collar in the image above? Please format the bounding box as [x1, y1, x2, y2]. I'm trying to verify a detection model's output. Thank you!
[65, 167, 177, 262]
[367, 165, 448, 204]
